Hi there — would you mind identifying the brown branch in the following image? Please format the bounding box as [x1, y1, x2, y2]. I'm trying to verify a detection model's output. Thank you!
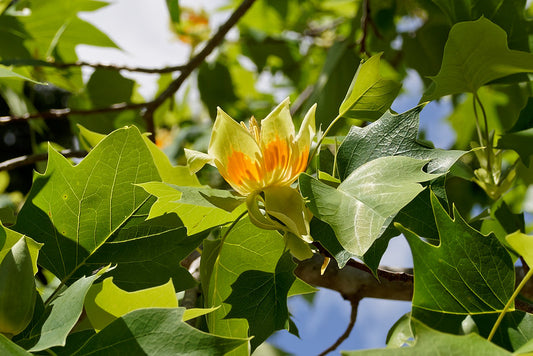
[295, 254, 413, 302]
[296, 255, 533, 314]
[319, 297, 360, 356]
[0, 102, 149, 124]
[2, 59, 187, 74]
[357, 0, 382, 56]
[0, 149, 87, 171]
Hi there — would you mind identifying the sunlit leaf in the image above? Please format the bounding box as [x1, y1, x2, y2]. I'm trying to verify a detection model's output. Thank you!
[139, 182, 246, 235]
[14, 127, 161, 283]
[300, 156, 441, 256]
[84, 278, 178, 331]
[338, 53, 401, 121]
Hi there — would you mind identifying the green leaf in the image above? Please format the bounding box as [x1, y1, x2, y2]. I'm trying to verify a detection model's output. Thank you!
[473, 311, 533, 352]
[139, 182, 246, 235]
[165, 0, 180, 24]
[84, 225, 206, 292]
[341, 318, 511, 355]
[19, 267, 108, 352]
[201, 217, 287, 356]
[0, 236, 41, 337]
[70, 308, 248, 356]
[398, 192, 515, 314]
[225, 252, 296, 351]
[498, 128, 533, 167]
[338, 53, 401, 121]
[13, 126, 161, 283]
[431, 0, 530, 51]
[423, 17, 533, 101]
[0, 334, 32, 356]
[198, 61, 238, 119]
[337, 104, 465, 180]
[506, 231, 533, 266]
[0, 65, 42, 84]
[182, 306, 220, 323]
[300, 156, 440, 256]
[85, 278, 178, 331]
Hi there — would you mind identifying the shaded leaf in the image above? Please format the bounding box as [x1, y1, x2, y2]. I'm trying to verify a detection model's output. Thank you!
[71, 308, 248, 356]
[225, 252, 296, 351]
[337, 104, 465, 180]
[84, 225, 206, 292]
[300, 156, 440, 256]
[498, 128, 533, 167]
[432, 0, 530, 51]
[300, 40, 359, 130]
[423, 17, 533, 101]
[473, 311, 533, 352]
[399, 192, 514, 314]
[339, 53, 401, 121]
[201, 218, 287, 356]
[14, 127, 161, 283]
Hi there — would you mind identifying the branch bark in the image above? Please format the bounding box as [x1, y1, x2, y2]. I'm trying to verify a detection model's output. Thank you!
[295, 254, 413, 301]
[0, 149, 87, 172]
[1, 59, 187, 74]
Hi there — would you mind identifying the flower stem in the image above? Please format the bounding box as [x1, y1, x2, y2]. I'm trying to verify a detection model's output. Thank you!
[488, 267, 533, 341]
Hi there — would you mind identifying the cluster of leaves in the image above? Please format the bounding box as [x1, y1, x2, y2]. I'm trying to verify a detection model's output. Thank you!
[0, 0, 533, 355]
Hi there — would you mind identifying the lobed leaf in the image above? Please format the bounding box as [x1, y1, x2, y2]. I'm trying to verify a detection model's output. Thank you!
[399, 192, 515, 314]
[300, 156, 441, 256]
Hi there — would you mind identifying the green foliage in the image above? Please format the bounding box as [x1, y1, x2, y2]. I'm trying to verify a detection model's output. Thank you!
[399, 193, 514, 314]
[423, 17, 533, 101]
[342, 319, 511, 355]
[225, 252, 296, 351]
[0, 0, 532, 354]
[300, 156, 440, 256]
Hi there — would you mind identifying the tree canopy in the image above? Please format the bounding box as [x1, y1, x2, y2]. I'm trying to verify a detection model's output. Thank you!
[0, 0, 532, 355]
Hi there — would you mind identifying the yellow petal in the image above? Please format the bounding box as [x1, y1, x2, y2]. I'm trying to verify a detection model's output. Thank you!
[260, 97, 296, 147]
[296, 103, 317, 156]
[208, 107, 262, 194]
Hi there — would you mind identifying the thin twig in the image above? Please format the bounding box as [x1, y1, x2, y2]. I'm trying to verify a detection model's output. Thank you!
[0, 102, 149, 124]
[319, 297, 360, 356]
[1, 59, 187, 74]
[0, 149, 87, 171]
[357, 0, 382, 56]
[144, 0, 257, 113]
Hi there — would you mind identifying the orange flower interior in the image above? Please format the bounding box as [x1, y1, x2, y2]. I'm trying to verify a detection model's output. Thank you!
[219, 119, 309, 195]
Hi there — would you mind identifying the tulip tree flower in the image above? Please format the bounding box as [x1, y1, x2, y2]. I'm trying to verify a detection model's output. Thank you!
[187, 98, 316, 260]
